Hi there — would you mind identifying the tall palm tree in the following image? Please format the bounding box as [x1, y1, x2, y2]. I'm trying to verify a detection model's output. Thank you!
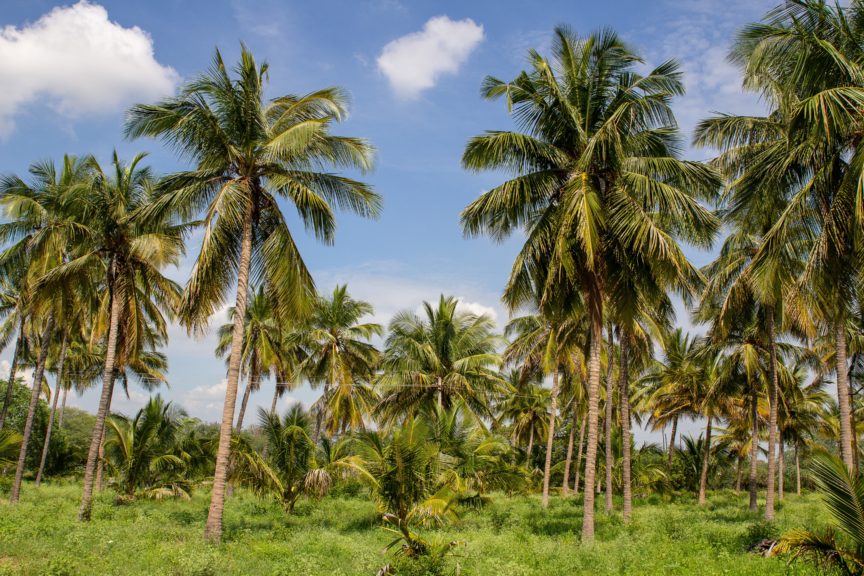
[126, 47, 380, 541]
[731, 0, 864, 474]
[377, 295, 505, 424]
[301, 285, 381, 440]
[460, 27, 718, 540]
[31, 152, 184, 520]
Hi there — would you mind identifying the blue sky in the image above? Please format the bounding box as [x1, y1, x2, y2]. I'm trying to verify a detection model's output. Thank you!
[0, 0, 772, 433]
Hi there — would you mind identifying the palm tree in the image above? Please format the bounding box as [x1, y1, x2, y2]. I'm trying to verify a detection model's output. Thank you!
[301, 285, 381, 441]
[495, 370, 550, 467]
[460, 27, 719, 540]
[126, 46, 380, 541]
[377, 295, 505, 423]
[102, 395, 189, 500]
[230, 405, 331, 513]
[731, 0, 864, 474]
[29, 152, 184, 520]
[0, 155, 90, 503]
[215, 286, 282, 431]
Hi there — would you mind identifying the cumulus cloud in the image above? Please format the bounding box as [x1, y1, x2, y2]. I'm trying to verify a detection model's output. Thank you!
[0, 1, 179, 136]
[377, 16, 484, 98]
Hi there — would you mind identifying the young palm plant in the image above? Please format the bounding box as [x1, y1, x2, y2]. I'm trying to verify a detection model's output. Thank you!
[126, 47, 380, 541]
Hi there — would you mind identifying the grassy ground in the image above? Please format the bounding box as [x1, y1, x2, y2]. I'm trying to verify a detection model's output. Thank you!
[0, 482, 829, 575]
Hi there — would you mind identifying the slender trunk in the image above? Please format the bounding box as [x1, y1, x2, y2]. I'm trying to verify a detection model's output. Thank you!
[562, 405, 576, 496]
[667, 416, 678, 469]
[542, 369, 560, 508]
[236, 348, 259, 432]
[778, 439, 785, 501]
[204, 202, 254, 543]
[235, 377, 253, 432]
[270, 382, 280, 415]
[749, 382, 759, 512]
[10, 316, 54, 503]
[698, 416, 712, 506]
[582, 305, 602, 543]
[574, 418, 585, 494]
[36, 333, 68, 485]
[735, 455, 743, 495]
[836, 322, 854, 473]
[95, 379, 115, 492]
[604, 325, 614, 513]
[0, 317, 25, 429]
[851, 380, 859, 474]
[765, 311, 779, 521]
[58, 384, 69, 429]
[795, 445, 801, 496]
[619, 336, 632, 521]
[526, 426, 534, 466]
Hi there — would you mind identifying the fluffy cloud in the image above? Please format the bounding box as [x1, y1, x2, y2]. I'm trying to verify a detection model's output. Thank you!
[0, 1, 178, 136]
[377, 16, 484, 98]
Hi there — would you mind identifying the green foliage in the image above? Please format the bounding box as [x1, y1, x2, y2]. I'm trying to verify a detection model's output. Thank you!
[2, 381, 47, 471]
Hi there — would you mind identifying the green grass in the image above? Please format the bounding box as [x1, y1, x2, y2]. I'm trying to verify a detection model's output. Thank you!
[0, 483, 829, 575]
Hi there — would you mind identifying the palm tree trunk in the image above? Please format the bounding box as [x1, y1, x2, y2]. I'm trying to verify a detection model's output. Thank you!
[36, 333, 68, 486]
[235, 377, 253, 432]
[836, 322, 855, 473]
[778, 439, 784, 501]
[749, 382, 759, 512]
[236, 348, 259, 432]
[604, 324, 615, 513]
[0, 316, 25, 430]
[582, 305, 602, 543]
[562, 405, 577, 496]
[667, 415, 678, 469]
[619, 335, 632, 522]
[204, 205, 253, 543]
[10, 315, 54, 503]
[58, 384, 69, 429]
[541, 369, 560, 508]
[574, 418, 585, 494]
[765, 310, 779, 521]
[735, 455, 743, 495]
[698, 416, 712, 506]
[313, 380, 331, 446]
[95, 379, 115, 492]
[270, 381, 280, 415]
[526, 426, 534, 466]
[850, 380, 859, 474]
[795, 444, 801, 496]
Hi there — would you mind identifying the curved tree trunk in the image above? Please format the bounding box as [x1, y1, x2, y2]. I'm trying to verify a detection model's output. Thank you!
[10, 316, 54, 502]
[619, 336, 632, 521]
[36, 333, 69, 485]
[541, 369, 560, 508]
[526, 426, 534, 466]
[0, 317, 25, 430]
[582, 305, 602, 543]
[749, 382, 759, 512]
[698, 416, 712, 506]
[58, 384, 69, 429]
[79, 288, 122, 521]
[573, 418, 585, 494]
[204, 204, 254, 543]
[562, 403, 577, 496]
[235, 347, 259, 432]
[836, 322, 854, 473]
[270, 381, 280, 415]
[667, 415, 678, 469]
[765, 311, 779, 521]
[604, 325, 614, 513]
[313, 380, 331, 445]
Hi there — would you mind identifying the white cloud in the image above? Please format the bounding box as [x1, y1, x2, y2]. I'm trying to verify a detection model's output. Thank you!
[377, 16, 484, 98]
[454, 298, 498, 323]
[0, 1, 178, 136]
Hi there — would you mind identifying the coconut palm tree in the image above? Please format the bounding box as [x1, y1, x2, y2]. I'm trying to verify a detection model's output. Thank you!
[377, 295, 505, 423]
[460, 27, 719, 540]
[731, 0, 864, 474]
[29, 152, 184, 520]
[495, 370, 550, 468]
[126, 46, 380, 541]
[301, 285, 381, 441]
